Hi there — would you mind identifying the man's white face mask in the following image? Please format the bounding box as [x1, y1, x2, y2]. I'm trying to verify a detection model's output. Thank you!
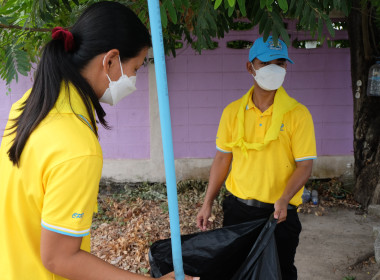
[99, 55, 137, 106]
[251, 63, 286, 91]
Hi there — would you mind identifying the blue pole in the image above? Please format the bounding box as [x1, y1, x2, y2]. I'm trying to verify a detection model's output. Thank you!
[147, 1, 185, 279]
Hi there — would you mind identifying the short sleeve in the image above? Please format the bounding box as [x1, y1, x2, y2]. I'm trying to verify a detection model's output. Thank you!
[216, 107, 233, 153]
[41, 155, 102, 237]
[291, 106, 317, 162]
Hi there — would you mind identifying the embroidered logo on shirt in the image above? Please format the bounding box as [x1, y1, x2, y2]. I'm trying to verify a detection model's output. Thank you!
[280, 123, 284, 131]
[72, 213, 84, 219]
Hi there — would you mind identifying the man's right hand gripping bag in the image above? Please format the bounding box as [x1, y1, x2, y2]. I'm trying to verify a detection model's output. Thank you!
[149, 215, 282, 280]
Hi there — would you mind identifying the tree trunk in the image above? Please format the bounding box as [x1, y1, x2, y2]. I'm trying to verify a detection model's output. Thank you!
[347, 0, 380, 207]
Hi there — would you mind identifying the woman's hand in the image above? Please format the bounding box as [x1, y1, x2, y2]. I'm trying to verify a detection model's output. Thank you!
[159, 271, 199, 280]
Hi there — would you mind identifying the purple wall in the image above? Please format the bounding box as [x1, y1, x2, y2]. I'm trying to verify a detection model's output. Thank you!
[0, 20, 352, 160]
[167, 21, 352, 158]
[0, 68, 151, 160]
[0, 73, 35, 137]
[98, 66, 150, 159]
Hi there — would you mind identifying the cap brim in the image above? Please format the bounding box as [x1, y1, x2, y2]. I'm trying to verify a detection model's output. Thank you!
[257, 53, 294, 64]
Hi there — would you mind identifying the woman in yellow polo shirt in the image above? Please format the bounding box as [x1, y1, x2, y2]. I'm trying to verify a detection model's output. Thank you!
[0, 2, 196, 280]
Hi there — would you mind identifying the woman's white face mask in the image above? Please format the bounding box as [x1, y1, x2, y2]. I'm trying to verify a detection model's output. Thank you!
[99, 55, 137, 106]
[251, 63, 286, 91]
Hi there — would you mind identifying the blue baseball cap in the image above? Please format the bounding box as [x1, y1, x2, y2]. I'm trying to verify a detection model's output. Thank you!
[249, 36, 294, 64]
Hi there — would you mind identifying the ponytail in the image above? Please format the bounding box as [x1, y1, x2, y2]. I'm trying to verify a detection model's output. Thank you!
[6, 1, 151, 166]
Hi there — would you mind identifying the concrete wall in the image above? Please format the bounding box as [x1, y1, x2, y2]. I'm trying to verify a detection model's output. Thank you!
[0, 21, 353, 182]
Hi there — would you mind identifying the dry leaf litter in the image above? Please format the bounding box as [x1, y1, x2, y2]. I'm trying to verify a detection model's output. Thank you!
[91, 179, 361, 276]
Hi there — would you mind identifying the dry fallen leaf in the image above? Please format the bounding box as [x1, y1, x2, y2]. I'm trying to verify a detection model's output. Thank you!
[91, 182, 360, 275]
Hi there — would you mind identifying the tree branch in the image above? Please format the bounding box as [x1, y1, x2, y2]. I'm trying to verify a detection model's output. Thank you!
[361, 3, 372, 60]
[0, 23, 51, 32]
[369, 6, 380, 57]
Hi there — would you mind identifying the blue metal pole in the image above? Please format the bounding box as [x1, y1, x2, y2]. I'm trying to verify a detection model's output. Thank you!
[147, 1, 185, 279]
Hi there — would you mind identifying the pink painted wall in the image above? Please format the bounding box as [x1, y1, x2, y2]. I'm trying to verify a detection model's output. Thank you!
[0, 20, 352, 160]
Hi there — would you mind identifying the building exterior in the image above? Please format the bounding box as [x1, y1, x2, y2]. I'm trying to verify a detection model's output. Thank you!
[0, 21, 353, 183]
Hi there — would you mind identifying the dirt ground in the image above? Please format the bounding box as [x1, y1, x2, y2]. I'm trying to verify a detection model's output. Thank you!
[92, 181, 380, 279]
[296, 207, 380, 280]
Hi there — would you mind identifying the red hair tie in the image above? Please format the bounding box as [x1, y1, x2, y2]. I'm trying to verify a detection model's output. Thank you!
[52, 27, 74, 52]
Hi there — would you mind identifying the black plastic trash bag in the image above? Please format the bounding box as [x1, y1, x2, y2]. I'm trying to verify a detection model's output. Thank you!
[149, 215, 281, 280]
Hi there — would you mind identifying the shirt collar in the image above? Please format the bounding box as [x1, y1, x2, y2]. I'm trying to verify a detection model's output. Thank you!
[51, 83, 97, 131]
[52, 83, 95, 122]
[246, 88, 255, 110]
[246, 88, 273, 116]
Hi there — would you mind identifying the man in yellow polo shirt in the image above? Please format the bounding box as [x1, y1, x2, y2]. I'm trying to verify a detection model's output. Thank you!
[197, 36, 317, 280]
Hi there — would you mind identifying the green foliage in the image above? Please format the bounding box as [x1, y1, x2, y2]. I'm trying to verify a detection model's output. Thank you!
[140, 267, 150, 274]
[370, 0, 380, 29]
[0, 39, 30, 88]
[0, 0, 85, 86]
[328, 39, 350, 48]
[97, 179, 209, 202]
[230, 20, 253, 30]
[226, 40, 252, 49]
[160, 202, 169, 213]
[1, 0, 379, 87]
[122, 182, 168, 201]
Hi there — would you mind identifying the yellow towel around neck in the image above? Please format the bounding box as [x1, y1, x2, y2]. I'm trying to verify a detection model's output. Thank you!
[225, 86, 299, 157]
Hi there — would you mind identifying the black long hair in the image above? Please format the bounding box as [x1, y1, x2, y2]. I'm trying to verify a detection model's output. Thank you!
[6, 1, 151, 166]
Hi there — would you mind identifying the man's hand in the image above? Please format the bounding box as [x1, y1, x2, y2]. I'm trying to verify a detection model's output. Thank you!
[196, 151, 232, 231]
[196, 204, 212, 231]
[274, 198, 289, 223]
[274, 160, 313, 224]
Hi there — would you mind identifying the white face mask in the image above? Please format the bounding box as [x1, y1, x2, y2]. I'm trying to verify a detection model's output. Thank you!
[251, 63, 286, 91]
[99, 55, 137, 106]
